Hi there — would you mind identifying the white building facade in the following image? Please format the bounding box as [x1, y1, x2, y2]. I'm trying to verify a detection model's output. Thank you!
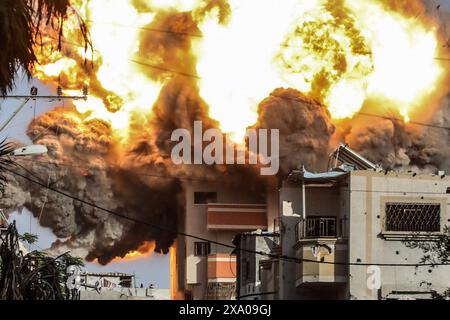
[257, 169, 450, 300]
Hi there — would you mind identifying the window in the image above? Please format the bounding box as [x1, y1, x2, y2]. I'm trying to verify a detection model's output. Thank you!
[385, 203, 441, 232]
[194, 242, 211, 256]
[194, 192, 217, 204]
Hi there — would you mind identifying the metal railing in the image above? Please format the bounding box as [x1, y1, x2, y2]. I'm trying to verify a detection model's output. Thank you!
[296, 217, 344, 240]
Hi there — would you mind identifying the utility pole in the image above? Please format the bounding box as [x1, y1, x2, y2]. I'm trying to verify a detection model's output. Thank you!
[0, 98, 31, 133]
[0, 85, 88, 101]
[0, 86, 88, 134]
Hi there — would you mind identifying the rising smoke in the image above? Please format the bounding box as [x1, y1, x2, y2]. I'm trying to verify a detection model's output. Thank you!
[2, 0, 450, 263]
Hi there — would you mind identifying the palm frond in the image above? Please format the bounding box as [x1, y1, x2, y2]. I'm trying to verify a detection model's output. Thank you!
[0, 0, 90, 95]
[0, 222, 83, 300]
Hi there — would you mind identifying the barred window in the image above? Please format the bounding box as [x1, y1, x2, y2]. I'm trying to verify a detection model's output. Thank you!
[385, 203, 441, 232]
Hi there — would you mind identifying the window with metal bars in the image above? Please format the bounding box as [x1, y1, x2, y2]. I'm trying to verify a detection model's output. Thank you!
[385, 203, 441, 232]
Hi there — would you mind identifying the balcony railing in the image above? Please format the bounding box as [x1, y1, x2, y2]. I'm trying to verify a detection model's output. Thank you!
[296, 217, 346, 240]
[207, 203, 267, 231]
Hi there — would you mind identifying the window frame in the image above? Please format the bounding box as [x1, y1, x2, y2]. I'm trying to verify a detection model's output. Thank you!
[194, 241, 211, 257]
[380, 197, 446, 239]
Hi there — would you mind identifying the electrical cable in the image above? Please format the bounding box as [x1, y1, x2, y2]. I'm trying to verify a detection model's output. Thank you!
[85, 19, 203, 38]
[16, 157, 450, 196]
[270, 93, 450, 132]
[5, 166, 450, 268]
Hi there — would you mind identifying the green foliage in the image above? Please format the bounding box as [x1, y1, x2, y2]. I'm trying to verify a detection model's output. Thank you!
[405, 226, 450, 265]
[0, 222, 84, 300]
[19, 233, 39, 244]
[0, 0, 90, 95]
[404, 226, 450, 299]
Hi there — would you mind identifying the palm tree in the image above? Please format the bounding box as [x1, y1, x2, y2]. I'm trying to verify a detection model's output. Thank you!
[0, 0, 89, 95]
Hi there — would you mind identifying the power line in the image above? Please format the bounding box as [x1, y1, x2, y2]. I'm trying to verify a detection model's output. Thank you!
[129, 59, 200, 79]
[85, 19, 203, 38]
[269, 93, 450, 132]
[46, 34, 450, 112]
[0, 95, 86, 100]
[54, 28, 450, 64]
[44, 36, 200, 79]
[16, 157, 450, 196]
[5, 166, 450, 268]
[357, 112, 450, 131]
[17, 158, 217, 183]
[237, 291, 278, 299]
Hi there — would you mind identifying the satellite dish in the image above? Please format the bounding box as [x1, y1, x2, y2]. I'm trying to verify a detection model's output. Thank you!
[10, 145, 48, 157]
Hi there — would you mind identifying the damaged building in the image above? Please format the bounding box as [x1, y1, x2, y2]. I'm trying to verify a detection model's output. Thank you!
[173, 180, 278, 300]
[178, 144, 450, 300]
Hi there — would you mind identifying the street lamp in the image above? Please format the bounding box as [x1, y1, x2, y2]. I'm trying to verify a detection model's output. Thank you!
[9, 144, 48, 157]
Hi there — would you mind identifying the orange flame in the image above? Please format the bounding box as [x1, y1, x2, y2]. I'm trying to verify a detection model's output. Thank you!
[34, 0, 448, 140]
[110, 241, 156, 263]
[170, 244, 185, 300]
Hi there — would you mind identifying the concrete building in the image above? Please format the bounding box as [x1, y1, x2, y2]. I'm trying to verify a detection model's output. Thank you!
[174, 144, 450, 300]
[173, 180, 279, 300]
[233, 231, 279, 300]
[79, 272, 170, 300]
[252, 146, 450, 300]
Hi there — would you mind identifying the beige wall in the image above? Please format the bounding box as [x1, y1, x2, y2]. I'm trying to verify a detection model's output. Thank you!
[260, 260, 279, 300]
[295, 240, 348, 286]
[181, 181, 268, 300]
[348, 171, 450, 300]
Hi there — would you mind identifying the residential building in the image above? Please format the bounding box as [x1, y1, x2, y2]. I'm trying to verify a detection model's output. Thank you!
[79, 272, 170, 300]
[173, 180, 279, 300]
[241, 145, 450, 300]
[233, 231, 279, 300]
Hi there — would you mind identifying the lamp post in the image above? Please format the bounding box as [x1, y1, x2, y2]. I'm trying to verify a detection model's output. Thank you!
[9, 144, 48, 157]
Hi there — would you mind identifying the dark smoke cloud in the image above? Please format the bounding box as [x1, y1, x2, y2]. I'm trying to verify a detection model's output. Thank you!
[255, 88, 336, 174]
[0, 76, 266, 264]
[0, 107, 181, 264]
[337, 96, 450, 173]
[125, 76, 266, 189]
[3, 0, 450, 264]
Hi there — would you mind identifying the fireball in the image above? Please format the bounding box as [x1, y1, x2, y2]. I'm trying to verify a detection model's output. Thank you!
[34, 0, 447, 140]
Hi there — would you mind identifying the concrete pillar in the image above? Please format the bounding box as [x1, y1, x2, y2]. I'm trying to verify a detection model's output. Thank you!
[279, 200, 301, 300]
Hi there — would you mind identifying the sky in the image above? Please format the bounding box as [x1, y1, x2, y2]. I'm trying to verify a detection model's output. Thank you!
[1, 75, 170, 289]
[2, 0, 450, 292]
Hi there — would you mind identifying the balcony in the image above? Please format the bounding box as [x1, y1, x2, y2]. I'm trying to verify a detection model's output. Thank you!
[207, 203, 267, 231]
[207, 254, 236, 283]
[294, 217, 348, 286]
[296, 217, 347, 240]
